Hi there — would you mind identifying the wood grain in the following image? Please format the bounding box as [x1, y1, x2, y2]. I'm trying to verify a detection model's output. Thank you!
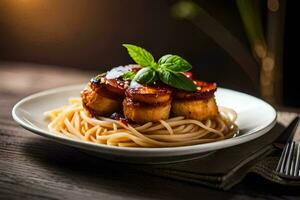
[0, 62, 299, 200]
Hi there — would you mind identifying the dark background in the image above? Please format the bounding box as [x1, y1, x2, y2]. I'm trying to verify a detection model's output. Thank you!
[0, 0, 297, 107]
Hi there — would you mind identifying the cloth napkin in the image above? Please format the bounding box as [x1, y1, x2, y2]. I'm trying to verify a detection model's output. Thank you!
[130, 112, 300, 190]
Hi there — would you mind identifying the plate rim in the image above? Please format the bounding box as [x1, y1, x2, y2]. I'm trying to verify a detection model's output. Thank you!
[12, 84, 277, 157]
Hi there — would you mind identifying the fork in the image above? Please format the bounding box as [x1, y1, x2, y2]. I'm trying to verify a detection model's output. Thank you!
[275, 116, 300, 179]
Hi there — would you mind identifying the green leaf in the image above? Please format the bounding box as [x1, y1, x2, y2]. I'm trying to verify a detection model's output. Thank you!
[122, 71, 136, 80]
[158, 70, 196, 91]
[132, 67, 157, 84]
[158, 54, 192, 72]
[123, 44, 155, 67]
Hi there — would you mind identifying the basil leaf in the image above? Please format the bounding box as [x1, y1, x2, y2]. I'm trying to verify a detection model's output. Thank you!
[133, 67, 157, 84]
[122, 71, 136, 80]
[158, 70, 196, 91]
[123, 44, 155, 67]
[158, 54, 192, 72]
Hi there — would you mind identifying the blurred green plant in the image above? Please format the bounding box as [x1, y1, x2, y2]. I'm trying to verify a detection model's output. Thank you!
[171, 0, 285, 104]
[171, 1, 200, 20]
[236, 0, 267, 60]
[171, 0, 260, 90]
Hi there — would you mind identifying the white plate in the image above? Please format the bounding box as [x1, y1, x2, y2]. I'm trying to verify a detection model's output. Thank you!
[12, 84, 277, 164]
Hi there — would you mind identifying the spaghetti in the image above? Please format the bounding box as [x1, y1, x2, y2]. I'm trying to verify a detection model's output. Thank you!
[44, 98, 238, 148]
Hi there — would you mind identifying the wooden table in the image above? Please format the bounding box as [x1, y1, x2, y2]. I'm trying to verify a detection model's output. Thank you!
[1, 62, 299, 200]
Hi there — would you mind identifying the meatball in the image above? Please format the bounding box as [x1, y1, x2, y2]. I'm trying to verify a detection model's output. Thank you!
[171, 81, 219, 121]
[123, 83, 172, 124]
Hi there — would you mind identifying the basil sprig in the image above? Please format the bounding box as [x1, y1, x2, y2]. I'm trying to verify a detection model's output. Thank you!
[122, 44, 196, 91]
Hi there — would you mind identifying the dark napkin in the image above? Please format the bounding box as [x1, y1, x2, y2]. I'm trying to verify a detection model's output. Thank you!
[130, 112, 300, 190]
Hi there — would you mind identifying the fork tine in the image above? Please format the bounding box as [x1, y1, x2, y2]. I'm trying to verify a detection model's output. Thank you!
[295, 142, 300, 176]
[278, 142, 290, 174]
[276, 149, 285, 172]
[284, 142, 295, 175]
[289, 142, 296, 176]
